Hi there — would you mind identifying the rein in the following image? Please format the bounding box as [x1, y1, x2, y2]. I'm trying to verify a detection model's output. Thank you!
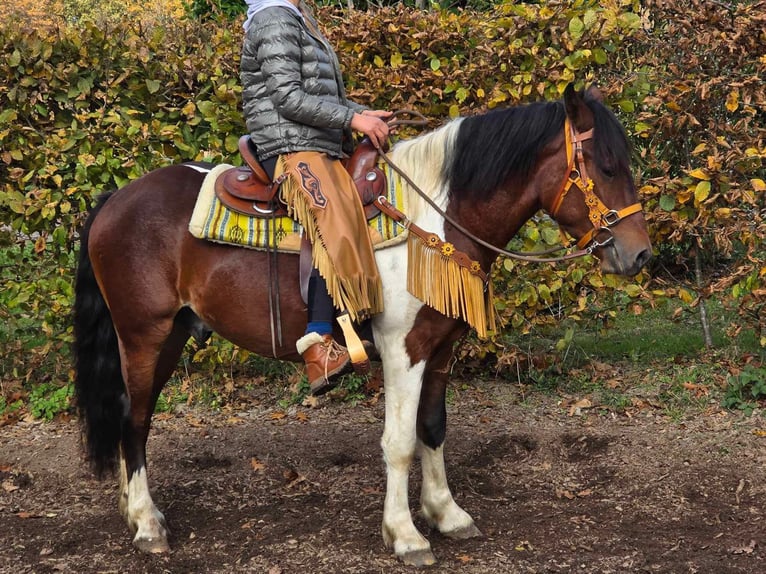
[377, 115, 642, 266]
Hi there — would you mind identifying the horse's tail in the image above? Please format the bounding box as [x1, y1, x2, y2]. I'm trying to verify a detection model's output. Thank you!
[73, 191, 126, 478]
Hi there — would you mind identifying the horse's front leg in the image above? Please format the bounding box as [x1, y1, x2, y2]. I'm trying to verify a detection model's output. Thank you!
[380, 355, 435, 566]
[418, 369, 481, 539]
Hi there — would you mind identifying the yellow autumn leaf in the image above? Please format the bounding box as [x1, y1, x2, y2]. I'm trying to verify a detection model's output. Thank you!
[679, 288, 695, 304]
[695, 180, 711, 203]
[666, 100, 681, 112]
[624, 284, 642, 297]
[691, 143, 707, 155]
[688, 168, 710, 180]
[677, 187, 693, 204]
[390, 52, 403, 68]
[725, 90, 739, 112]
[751, 178, 765, 192]
[715, 208, 731, 218]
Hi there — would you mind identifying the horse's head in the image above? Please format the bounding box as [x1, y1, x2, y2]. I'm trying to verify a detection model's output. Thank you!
[544, 85, 652, 276]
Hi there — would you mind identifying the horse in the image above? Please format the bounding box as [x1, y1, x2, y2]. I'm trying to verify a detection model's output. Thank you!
[73, 85, 652, 566]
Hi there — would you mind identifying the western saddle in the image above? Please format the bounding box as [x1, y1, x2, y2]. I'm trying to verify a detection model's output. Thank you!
[214, 135, 386, 221]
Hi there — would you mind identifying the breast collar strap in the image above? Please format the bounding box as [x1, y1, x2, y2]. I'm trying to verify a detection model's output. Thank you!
[549, 118, 642, 251]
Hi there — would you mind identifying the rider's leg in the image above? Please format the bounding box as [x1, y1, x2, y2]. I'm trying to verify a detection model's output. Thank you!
[297, 269, 351, 395]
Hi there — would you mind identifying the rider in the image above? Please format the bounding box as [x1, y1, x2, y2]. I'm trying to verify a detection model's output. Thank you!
[240, 0, 390, 394]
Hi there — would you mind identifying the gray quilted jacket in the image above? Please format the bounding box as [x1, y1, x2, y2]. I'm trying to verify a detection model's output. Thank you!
[240, 5, 366, 161]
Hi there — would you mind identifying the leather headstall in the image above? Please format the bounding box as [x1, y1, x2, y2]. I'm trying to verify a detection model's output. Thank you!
[550, 118, 642, 252]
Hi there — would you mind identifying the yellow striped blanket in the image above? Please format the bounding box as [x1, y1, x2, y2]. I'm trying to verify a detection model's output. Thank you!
[188, 163, 409, 252]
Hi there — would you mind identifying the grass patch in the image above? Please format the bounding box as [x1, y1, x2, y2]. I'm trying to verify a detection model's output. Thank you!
[490, 295, 764, 418]
[572, 299, 760, 362]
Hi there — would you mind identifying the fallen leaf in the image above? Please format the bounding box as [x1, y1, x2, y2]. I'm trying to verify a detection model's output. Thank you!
[752, 429, 766, 437]
[577, 488, 594, 498]
[250, 457, 265, 472]
[730, 539, 757, 555]
[556, 488, 575, 500]
[268, 566, 282, 574]
[568, 398, 592, 416]
[682, 382, 709, 397]
[456, 554, 472, 563]
[39, 547, 53, 556]
[2, 481, 19, 493]
[270, 411, 287, 420]
[295, 412, 309, 422]
[302, 395, 320, 408]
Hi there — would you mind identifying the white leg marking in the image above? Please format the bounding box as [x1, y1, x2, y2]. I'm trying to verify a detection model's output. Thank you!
[118, 454, 129, 521]
[380, 356, 434, 564]
[125, 467, 169, 553]
[420, 442, 479, 538]
[372, 248, 435, 565]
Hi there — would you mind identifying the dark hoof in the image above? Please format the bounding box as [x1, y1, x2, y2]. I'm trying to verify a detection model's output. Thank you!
[400, 549, 437, 567]
[443, 523, 483, 540]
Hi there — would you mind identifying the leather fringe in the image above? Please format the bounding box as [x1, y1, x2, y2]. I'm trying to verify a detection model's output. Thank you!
[280, 169, 383, 323]
[406, 233, 496, 339]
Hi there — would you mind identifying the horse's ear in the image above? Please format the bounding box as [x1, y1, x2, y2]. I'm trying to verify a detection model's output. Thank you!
[586, 85, 604, 103]
[563, 83, 594, 131]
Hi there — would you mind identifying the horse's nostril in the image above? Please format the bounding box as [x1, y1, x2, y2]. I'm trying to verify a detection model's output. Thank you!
[635, 248, 652, 270]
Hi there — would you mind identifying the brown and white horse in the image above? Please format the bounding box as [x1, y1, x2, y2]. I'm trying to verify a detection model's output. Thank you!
[73, 85, 651, 566]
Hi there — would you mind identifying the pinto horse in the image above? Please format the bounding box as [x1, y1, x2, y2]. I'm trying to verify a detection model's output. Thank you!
[73, 85, 651, 566]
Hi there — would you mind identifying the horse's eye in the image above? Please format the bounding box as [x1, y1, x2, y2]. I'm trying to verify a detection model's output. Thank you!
[601, 166, 615, 179]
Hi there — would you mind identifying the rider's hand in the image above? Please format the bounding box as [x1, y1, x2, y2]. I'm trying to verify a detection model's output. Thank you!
[351, 111, 391, 150]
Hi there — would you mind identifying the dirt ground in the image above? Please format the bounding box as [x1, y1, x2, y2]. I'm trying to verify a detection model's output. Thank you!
[1, 379, 764, 574]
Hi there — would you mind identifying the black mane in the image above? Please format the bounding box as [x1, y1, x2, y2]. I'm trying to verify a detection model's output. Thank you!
[446, 95, 631, 202]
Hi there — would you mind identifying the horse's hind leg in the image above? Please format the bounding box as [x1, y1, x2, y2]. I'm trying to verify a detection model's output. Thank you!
[418, 369, 481, 540]
[117, 314, 189, 553]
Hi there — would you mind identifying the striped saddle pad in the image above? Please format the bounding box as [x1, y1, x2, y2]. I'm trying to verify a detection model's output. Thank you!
[188, 163, 409, 253]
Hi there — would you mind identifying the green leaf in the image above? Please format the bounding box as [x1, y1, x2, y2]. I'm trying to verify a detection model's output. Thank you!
[583, 9, 598, 29]
[146, 79, 161, 94]
[569, 17, 585, 39]
[618, 100, 635, 112]
[593, 48, 607, 65]
[659, 195, 676, 211]
[430, 58, 441, 72]
[8, 50, 21, 67]
[541, 227, 559, 245]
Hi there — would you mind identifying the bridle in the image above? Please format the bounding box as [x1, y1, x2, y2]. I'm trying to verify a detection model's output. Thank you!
[549, 118, 643, 253]
[377, 114, 643, 264]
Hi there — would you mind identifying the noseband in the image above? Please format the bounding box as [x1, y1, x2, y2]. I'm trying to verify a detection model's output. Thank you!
[549, 118, 643, 252]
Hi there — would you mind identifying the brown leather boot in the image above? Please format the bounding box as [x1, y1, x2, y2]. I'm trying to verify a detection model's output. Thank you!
[296, 333, 351, 395]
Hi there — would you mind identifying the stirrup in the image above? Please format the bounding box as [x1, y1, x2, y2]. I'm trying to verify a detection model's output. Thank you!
[336, 312, 370, 374]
